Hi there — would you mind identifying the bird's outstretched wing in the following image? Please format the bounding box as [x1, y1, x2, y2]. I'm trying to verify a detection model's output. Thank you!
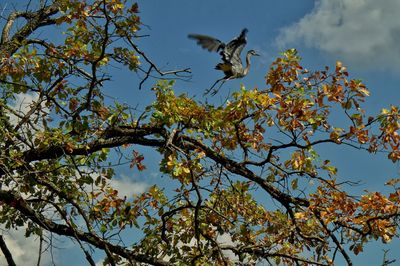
[220, 28, 248, 65]
[188, 34, 224, 52]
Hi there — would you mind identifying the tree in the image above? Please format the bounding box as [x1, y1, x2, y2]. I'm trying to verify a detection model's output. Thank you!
[0, 1, 399, 265]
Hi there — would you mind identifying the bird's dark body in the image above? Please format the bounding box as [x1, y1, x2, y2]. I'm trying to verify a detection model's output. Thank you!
[188, 28, 258, 95]
[215, 62, 234, 78]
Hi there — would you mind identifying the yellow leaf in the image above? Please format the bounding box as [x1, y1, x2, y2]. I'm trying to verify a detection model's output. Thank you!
[294, 212, 305, 219]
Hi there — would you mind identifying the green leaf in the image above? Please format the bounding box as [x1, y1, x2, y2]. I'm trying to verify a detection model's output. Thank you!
[100, 224, 107, 233]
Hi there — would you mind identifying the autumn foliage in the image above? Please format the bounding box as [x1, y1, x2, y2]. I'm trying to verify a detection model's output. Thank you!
[0, 1, 399, 265]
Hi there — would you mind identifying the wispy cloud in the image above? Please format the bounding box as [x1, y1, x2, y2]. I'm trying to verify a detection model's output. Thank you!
[109, 174, 149, 198]
[8, 93, 40, 125]
[276, 0, 400, 71]
[0, 171, 150, 265]
[0, 227, 54, 266]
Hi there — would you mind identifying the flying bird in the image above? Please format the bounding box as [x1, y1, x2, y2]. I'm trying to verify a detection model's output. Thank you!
[188, 28, 259, 95]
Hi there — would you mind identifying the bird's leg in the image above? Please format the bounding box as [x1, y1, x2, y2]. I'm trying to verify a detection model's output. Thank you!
[210, 79, 227, 96]
[204, 77, 225, 96]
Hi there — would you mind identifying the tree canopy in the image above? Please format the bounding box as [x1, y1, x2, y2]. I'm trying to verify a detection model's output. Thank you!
[0, 1, 399, 265]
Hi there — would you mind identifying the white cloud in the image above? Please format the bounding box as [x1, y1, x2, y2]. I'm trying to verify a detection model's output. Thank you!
[109, 174, 149, 198]
[217, 233, 239, 261]
[7, 92, 40, 125]
[0, 227, 53, 266]
[0, 172, 149, 266]
[276, 0, 400, 70]
[6, 92, 48, 148]
[77, 167, 149, 199]
[159, 232, 241, 263]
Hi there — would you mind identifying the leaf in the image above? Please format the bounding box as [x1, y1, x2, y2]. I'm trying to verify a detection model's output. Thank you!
[353, 244, 363, 255]
[291, 178, 298, 190]
[386, 178, 400, 186]
[100, 224, 107, 234]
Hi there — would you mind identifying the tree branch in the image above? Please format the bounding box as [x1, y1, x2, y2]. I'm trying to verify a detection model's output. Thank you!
[180, 135, 309, 207]
[122, 29, 191, 90]
[0, 235, 17, 266]
[0, 3, 59, 57]
[0, 189, 170, 266]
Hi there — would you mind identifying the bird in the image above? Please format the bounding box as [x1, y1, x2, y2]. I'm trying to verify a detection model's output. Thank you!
[188, 29, 259, 95]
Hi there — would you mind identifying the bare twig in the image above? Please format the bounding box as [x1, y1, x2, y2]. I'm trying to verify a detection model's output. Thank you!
[382, 249, 396, 266]
[315, 212, 353, 266]
[121, 31, 191, 90]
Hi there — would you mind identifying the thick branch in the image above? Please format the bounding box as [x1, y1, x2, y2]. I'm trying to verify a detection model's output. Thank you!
[0, 235, 17, 266]
[22, 126, 165, 162]
[221, 245, 329, 266]
[180, 135, 309, 207]
[0, 3, 59, 57]
[12, 125, 309, 212]
[0, 189, 170, 266]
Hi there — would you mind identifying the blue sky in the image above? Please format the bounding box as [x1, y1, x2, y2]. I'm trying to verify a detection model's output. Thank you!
[1, 0, 400, 265]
